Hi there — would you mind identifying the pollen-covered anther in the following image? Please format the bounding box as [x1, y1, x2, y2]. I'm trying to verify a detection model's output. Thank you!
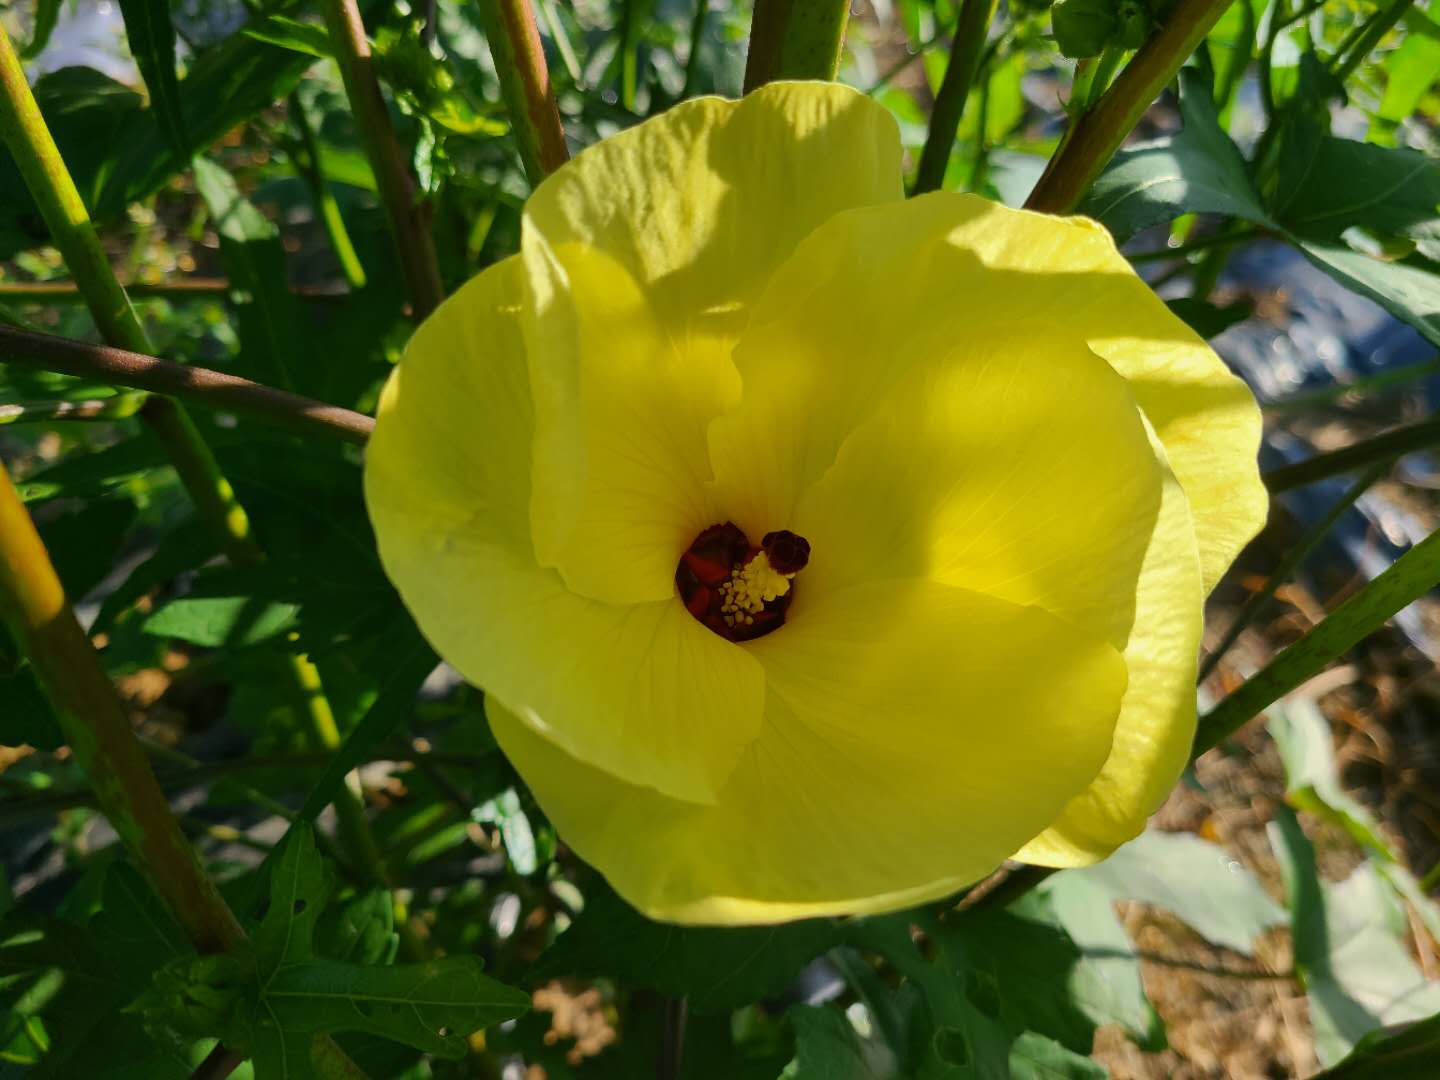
[675, 524, 810, 642]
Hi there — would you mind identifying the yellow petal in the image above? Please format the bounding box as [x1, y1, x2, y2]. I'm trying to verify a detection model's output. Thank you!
[911, 194, 1266, 594]
[364, 258, 763, 805]
[520, 82, 903, 604]
[488, 578, 1127, 925]
[783, 323, 1162, 651]
[523, 244, 738, 604]
[523, 81, 903, 338]
[711, 193, 1264, 596]
[1016, 443, 1205, 865]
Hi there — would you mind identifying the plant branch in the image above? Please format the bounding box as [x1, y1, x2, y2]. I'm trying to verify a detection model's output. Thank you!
[0, 324, 375, 445]
[743, 0, 851, 91]
[478, 0, 571, 185]
[1025, 0, 1234, 213]
[0, 22, 259, 567]
[1331, 0, 1415, 83]
[912, 0, 998, 195]
[317, 0, 444, 318]
[1262, 416, 1440, 493]
[288, 92, 367, 291]
[0, 463, 246, 953]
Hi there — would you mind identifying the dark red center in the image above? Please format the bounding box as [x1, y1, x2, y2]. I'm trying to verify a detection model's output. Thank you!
[675, 522, 810, 642]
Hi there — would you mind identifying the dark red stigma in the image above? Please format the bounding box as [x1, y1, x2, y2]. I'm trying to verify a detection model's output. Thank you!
[761, 530, 810, 575]
[675, 522, 808, 642]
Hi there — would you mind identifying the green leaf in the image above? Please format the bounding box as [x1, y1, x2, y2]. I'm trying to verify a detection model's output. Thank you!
[242, 15, 336, 60]
[1164, 296, 1253, 340]
[530, 881, 841, 1014]
[846, 914, 1013, 1079]
[1317, 1011, 1440, 1078]
[1032, 878, 1165, 1049]
[1008, 1031, 1108, 1079]
[1272, 119, 1440, 262]
[1082, 68, 1270, 240]
[192, 157, 311, 393]
[20, 0, 62, 60]
[1269, 701, 1440, 961]
[142, 593, 301, 649]
[36, 495, 138, 602]
[117, 0, 189, 155]
[1377, 5, 1440, 127]
[471, 789, 539, 875]
[1269, 807, 1440, 1066]
[1059, 829, 1286, 954]
[1198, 527, 1440, 752]
[1293, 240, 1440, 347]
[317, 889, 399, 967]
[265, 956, 530, 1058]
[91, 864, 188, 982]
[0, 23, 314, 259]
[255, 826, 333, 979]
[781, 1005, 884, 1079]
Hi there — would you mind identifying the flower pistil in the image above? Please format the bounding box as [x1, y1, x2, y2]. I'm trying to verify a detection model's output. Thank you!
[676, 523, 810, 642]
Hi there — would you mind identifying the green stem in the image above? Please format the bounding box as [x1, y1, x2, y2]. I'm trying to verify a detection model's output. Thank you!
[1262, 416, 1440, 493]
[1331, 0, 1415, 82]
[478, 0, 571, 187]
[1025, 0, 1235, 213]
[0, 324, 375, 445]
[1264, 356, 1440, 413]
[1193, 523, 1440, 755]
[1199, 462, 1386, 682]
[317, 0, 445, 319]
[0, 463, 246, 953]
[912, 0, 998, 195]
[680, 0, 710, 99]
[0, 278, 347, 301]
[0, 396, 144, 425]
[865, 34, 941, 95]
[288, 92, 367, 291]
[0, 22, 260, 568]
[618, 0, 642, 111]
[743, 0, 851, 91]
[537, 0, 583, 86]
[286, 651, 391, 888]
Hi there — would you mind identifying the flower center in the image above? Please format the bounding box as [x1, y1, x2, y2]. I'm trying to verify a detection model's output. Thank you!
[675, 522, 810, 642]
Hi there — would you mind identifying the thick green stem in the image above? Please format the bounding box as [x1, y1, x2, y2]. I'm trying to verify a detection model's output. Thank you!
[478, 0, 571, 186]
[1025, 0, 1233, 213]
[0, 22, 260, 567]
[288, 92, 367, 291]
[1331, 0, 1414, 82]
[743, 0, 850, 91]
[0, 464, 245, 954]
[0, 324, 375, 445]
[317, 0, 445, 319]
[912, 0, 998, 195]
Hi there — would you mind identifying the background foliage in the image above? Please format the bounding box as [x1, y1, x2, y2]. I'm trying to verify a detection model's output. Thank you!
[1, 0, 1440, 1076]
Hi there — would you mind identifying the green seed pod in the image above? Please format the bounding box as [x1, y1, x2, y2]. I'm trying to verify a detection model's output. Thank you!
[1115, 0, 1153, 49]
[134, 954, 248, 1041]
[1052, 0, 1119, 58]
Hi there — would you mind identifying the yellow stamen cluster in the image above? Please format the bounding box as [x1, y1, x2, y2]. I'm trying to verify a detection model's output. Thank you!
[719, 552, 794, 628]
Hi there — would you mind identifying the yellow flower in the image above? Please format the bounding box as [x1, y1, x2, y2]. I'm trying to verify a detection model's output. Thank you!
[363, 82, 1266, 925]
